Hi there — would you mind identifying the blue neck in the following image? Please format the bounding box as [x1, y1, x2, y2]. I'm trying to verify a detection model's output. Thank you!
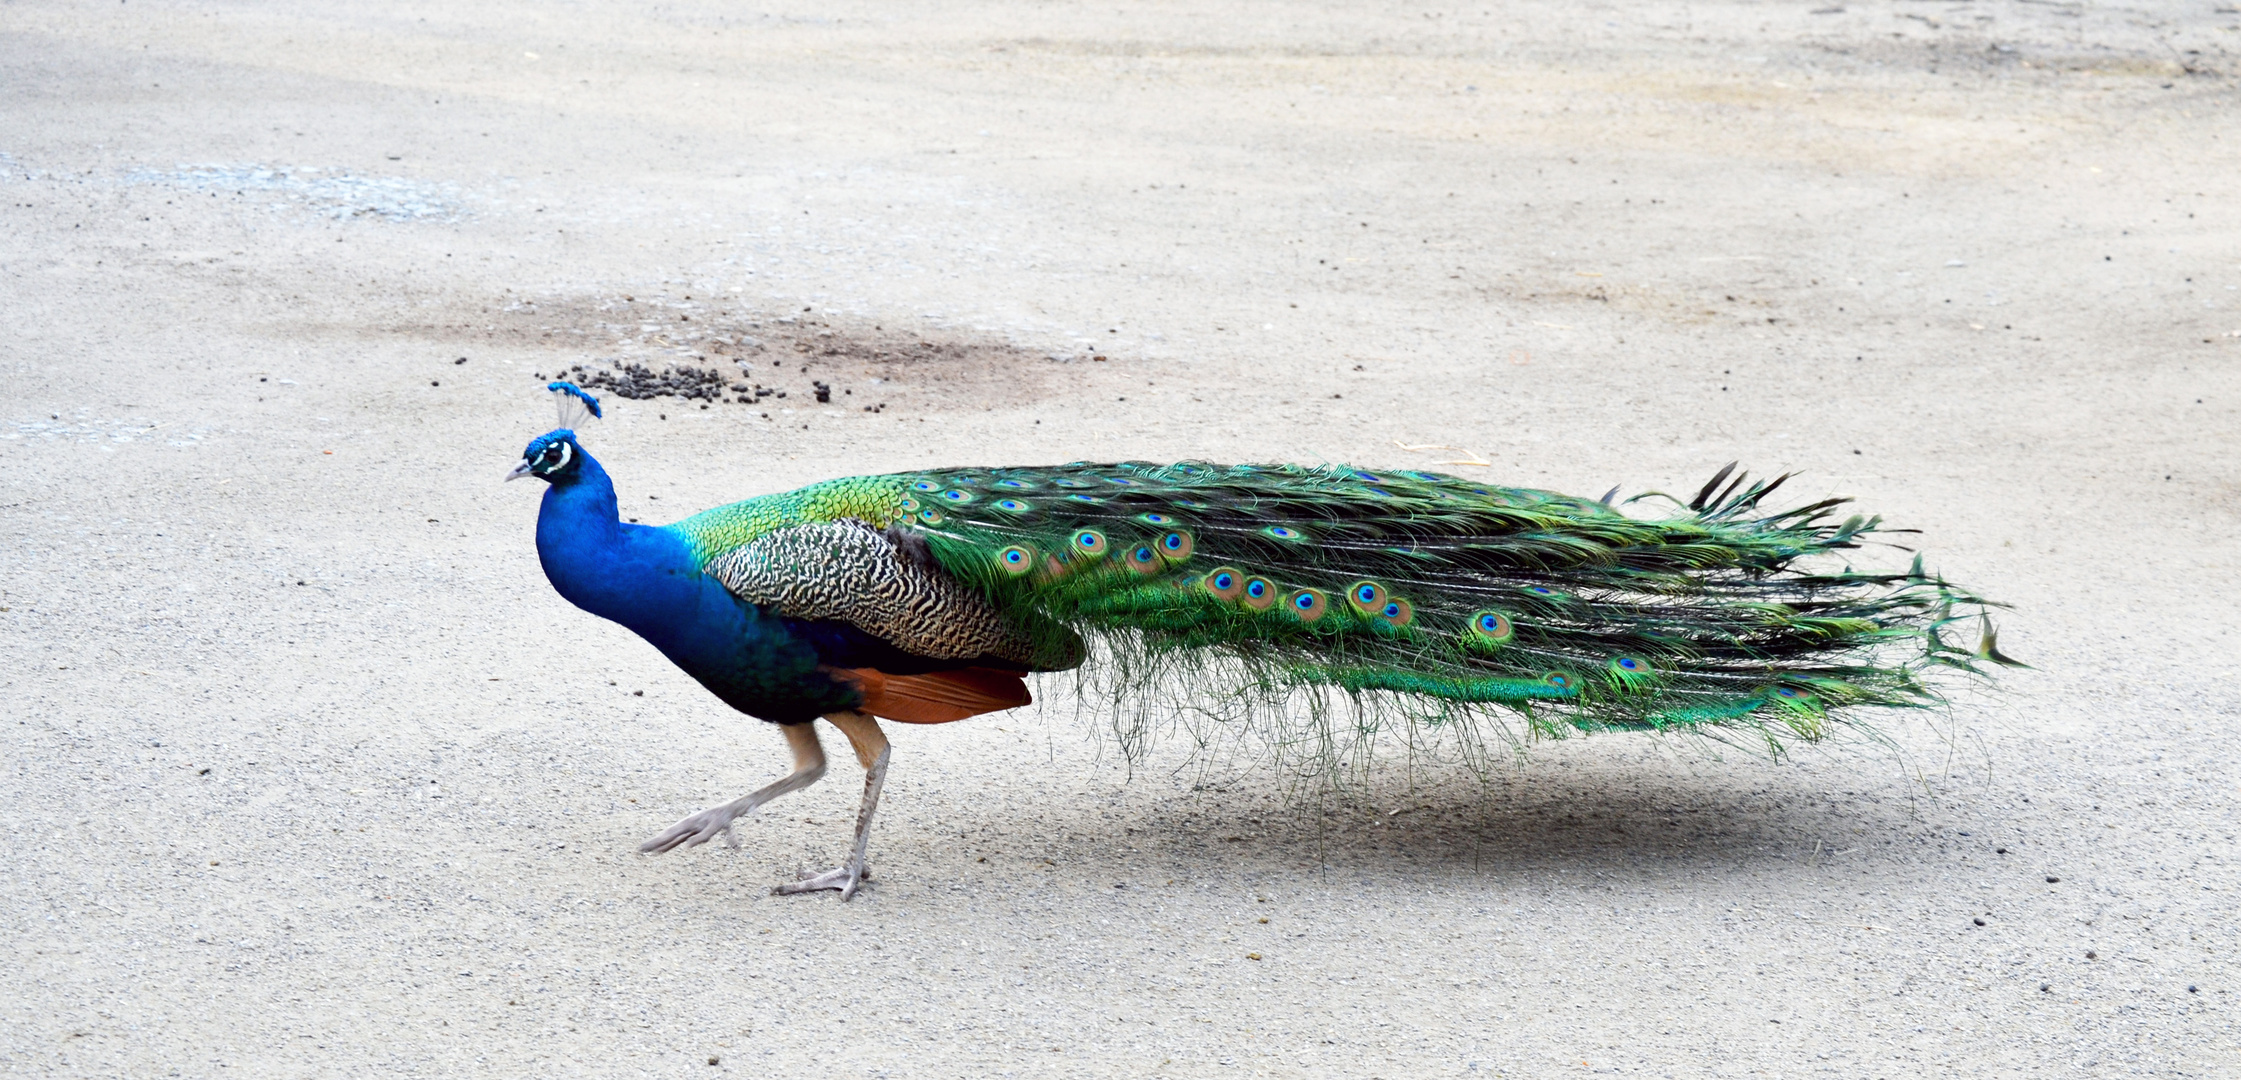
[530, 444, 862, 723]
[535, 451, 707, 647]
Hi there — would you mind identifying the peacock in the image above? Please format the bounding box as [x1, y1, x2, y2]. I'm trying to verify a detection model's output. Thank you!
[511, 382, 2013, 900]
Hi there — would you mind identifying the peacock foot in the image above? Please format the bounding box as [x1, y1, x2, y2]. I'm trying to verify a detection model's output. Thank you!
[639, 806, 745, 854]
[771, 861, 871, 901]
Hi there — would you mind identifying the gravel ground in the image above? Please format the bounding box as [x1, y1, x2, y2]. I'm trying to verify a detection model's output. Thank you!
[3, 2, 2237, 1076]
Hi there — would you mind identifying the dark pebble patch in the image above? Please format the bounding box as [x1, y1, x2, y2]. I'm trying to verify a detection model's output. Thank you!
[562, 360, 802, 405]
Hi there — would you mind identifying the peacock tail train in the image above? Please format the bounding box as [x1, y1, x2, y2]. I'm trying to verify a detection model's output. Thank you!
[670, 460, 2012, 760]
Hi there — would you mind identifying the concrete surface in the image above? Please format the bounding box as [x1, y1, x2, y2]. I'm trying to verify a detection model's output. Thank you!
[3, 1, 2237, 1076]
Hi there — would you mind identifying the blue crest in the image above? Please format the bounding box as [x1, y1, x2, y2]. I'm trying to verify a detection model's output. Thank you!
[547, 381, 603, 427]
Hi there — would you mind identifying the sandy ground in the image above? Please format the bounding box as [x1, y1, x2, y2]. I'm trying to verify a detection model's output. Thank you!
[4, 1, 2239, 1076]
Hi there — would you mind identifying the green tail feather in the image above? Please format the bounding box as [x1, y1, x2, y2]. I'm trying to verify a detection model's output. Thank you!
[886, 460, 2004, 746]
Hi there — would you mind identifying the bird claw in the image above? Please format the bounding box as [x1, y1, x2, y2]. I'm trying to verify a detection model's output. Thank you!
[639, 806, 740, 854]
[771, 862, 871, 901]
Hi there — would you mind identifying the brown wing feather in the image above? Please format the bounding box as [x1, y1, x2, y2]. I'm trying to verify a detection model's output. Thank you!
[828, 666, 1030, 725]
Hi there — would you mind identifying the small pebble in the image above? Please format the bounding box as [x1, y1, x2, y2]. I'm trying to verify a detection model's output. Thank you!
[707, 1056, 720, 1066]
[431, 380, 439, 386]
[1973, 918, 1985, 926]
[2040, 983, 2051, 993]
[2189, 986, 2199, 994]
[2046, 876, 2060, 883]
[2086, 950, 2097, 959]
[1246, 953, 1261, 961]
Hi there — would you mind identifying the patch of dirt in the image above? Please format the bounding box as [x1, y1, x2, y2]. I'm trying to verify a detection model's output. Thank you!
[402, 288, 1113, 420]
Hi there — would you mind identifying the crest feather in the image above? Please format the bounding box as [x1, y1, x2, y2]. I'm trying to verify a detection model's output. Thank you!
[548, 381, 603, 428]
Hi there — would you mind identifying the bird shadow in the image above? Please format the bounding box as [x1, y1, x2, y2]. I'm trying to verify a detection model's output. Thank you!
[924, 737, 1938, 888]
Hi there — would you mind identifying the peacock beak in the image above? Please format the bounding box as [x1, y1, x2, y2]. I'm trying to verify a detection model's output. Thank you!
[504, 459, 534, 482]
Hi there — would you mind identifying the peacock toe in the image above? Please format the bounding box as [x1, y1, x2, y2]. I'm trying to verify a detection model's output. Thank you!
[771, 863, 871, 900]
[638, 807, 742, 855]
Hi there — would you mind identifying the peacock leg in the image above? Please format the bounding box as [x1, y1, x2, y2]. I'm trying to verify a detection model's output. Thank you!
[639, 722, 827, 854]
[772, 709, 889, 901]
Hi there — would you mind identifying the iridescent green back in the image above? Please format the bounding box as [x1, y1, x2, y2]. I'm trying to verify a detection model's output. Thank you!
[668, 475, 911, 565]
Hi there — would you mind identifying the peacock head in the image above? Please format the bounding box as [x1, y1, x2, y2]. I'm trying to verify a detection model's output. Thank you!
[508, 429, 585, 483]
[505, 381, 603, 483]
